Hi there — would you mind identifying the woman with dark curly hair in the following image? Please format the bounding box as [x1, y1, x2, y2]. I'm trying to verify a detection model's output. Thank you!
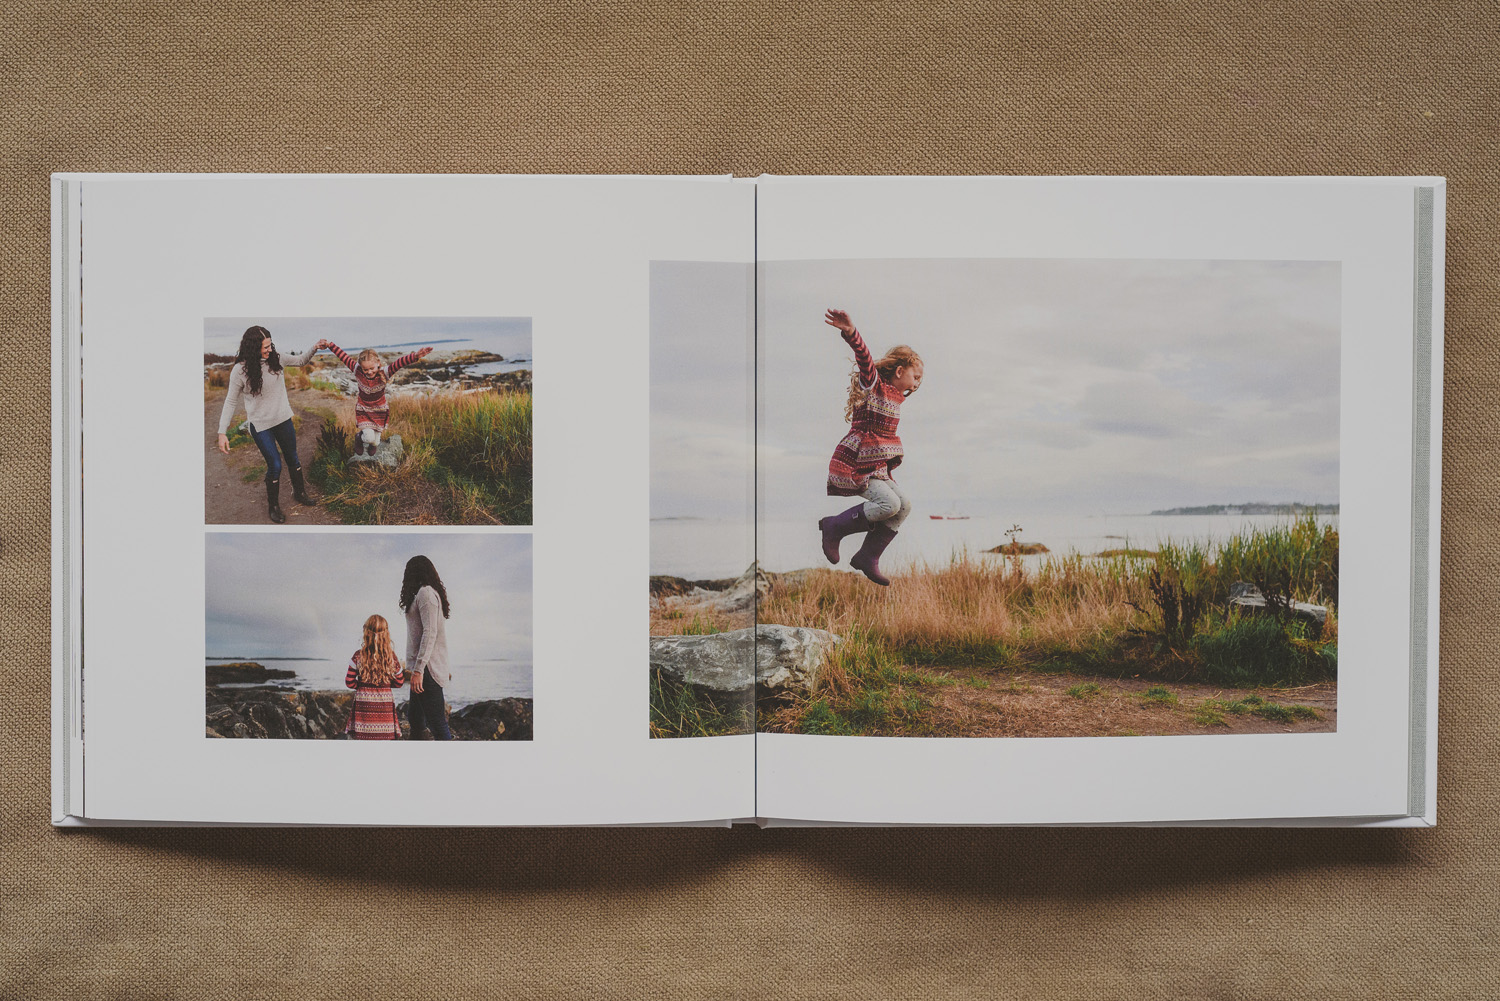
[400, 555, 453, 740]
[215, 325, 323, 524]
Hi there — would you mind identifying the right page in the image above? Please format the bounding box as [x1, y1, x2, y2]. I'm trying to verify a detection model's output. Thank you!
[755, 176, 1443, 825]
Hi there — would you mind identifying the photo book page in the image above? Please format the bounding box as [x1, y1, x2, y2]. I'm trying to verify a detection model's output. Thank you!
[52, 173, 757, 826]
[751, 176, 1442, 826]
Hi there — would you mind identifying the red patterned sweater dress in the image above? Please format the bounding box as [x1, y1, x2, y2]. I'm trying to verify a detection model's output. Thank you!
[344, 653, 407, 740]
[327, 345, 423, 433]
[827, 327, 905, 496]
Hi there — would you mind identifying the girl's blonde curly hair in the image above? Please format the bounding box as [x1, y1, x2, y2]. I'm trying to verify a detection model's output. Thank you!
[356, 614, 405, 686]
[845, 344, 922, 422]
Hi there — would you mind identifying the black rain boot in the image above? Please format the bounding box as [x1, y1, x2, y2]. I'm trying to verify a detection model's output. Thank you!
[850, 524, 898, 586]
[265, 476, 287, 524]
[819, 503, 871, 565]
[289, 466, 315, 506]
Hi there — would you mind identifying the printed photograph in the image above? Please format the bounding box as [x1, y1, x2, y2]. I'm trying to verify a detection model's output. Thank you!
[646, 262, 756, 738]
[753, 258, 1341, 738]
[206, 533, 533, 741]
[205, 317, 532, 526]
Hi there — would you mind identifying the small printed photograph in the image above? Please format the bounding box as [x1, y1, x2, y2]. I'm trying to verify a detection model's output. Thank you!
[206, 532, 533, 741]
[755, 258, 1340, 739]
[205, 317, 532, 526]
[647, 262, 756, 738]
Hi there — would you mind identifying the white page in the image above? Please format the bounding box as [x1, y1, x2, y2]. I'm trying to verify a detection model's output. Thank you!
[59, 174, 755, 825]
[755, 175, 1440, 825]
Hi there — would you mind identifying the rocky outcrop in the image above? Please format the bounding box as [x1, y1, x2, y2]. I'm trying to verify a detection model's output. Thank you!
[448, 698, 533, 741]
[349, 434, 404, 468]
[1227, 581, 1329, 628]
[986, 542, 1050, 555]
[650, 624, 840, 693]
[313, 352, 532, 397]
[205, 687, 534, 740]
[652, 564, 769, 614]
[206, 687, 350, 739]
[206, 662, 297, 685]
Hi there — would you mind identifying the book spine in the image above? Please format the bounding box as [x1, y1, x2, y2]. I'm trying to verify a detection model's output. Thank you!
[51, 176, 85, 824]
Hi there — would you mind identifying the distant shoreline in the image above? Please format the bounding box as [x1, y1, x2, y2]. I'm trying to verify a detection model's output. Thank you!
[1149, 503, 1339, 516]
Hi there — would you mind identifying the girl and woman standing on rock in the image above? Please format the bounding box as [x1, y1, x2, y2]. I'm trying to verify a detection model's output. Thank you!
[342, 556, 454, 741]
[214, 325, 433, 523]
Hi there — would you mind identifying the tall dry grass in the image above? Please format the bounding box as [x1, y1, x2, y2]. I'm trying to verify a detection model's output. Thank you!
[759, 550, 1153, 665]
[308, 389, 532, 525]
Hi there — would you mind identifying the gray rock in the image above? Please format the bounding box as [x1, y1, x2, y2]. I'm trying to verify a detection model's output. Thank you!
[348, 434, 404, 468]
[1227, 581, 1329, 627]
[205, 661, 296, 686]
[650, 624, 840, 693]
[653, 563, 769, 615]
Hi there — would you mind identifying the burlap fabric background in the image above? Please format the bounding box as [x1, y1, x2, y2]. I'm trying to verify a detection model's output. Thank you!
[5, 3, 1496, 997]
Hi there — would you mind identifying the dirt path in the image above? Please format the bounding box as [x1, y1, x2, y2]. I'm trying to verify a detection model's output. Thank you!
[922, 668, 1337, 738]
[205, 388, 345, 526]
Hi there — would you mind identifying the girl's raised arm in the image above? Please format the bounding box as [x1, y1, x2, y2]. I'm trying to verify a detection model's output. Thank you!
[344, 657, 359, 689]
[826, 309, 877, 388]
[325, 342, 358, 373]
[385, 345, 432, 377]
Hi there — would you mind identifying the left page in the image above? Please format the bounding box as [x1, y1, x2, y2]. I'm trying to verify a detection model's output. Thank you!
[51, 174, 756, 825]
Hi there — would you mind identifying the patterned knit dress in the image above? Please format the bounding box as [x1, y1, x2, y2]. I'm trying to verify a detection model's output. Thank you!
[343, 653, 406, 740]
[327, 345, 423, 434]
[827, 327, 906, 496]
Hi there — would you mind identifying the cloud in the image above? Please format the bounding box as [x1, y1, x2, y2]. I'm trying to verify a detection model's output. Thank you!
[206, 533, 532, 660]
[757, 258, 1339, 518]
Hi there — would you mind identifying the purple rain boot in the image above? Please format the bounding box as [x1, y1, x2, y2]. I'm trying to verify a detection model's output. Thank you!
[849, 523, 898, 586]
[819, 503, 871, 564]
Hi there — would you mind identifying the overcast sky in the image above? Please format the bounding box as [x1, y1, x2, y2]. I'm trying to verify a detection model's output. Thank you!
[205, 316, 531, 359]
[206, 533, 532, 662]
[650, 262, 754, 521]
[758, 258, 1340, 520]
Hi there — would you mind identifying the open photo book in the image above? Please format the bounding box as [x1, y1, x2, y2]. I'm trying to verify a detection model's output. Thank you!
[51, 173, 1443, 827]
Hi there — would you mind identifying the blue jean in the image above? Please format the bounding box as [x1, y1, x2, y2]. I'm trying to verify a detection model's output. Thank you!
[407, 668, 452, 740]
[250, 418, 300, 480]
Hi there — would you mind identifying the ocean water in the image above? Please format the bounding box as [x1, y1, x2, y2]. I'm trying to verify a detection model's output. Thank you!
[652, 512, 1337, 579]
[465, 358, 532, 375]
[207, 657, 533, 708]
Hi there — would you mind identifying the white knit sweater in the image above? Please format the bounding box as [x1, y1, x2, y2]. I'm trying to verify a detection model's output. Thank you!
[216, 346, 317, 435]
[404, 585, 451, 688]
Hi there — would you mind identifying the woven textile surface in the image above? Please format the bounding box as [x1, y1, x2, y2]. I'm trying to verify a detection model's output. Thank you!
[5, 3, 1498, 997]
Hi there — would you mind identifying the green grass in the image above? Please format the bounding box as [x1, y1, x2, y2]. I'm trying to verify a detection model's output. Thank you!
[1141, 685, 1178, 705]
[678, 616, 724, 636]
[1065, 682, 1103, 699]
[762, 628, 940, 736]
[1192, 615, 1336, 687]
[1194, 694, 1322, 728]
[648, 670, 752, 738]
[898, 637, 1017, 667]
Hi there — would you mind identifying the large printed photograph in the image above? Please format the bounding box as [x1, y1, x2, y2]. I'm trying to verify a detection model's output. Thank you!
[205, 316, 532, 526]
[750, 258, 1341, 738]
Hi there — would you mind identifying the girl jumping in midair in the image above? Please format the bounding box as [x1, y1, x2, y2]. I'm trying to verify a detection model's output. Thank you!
[318, 340, 434, 456]
[818, 309, 923, 586]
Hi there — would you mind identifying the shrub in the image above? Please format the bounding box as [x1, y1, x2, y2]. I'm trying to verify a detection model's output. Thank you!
[1192, 615, 1336, 687]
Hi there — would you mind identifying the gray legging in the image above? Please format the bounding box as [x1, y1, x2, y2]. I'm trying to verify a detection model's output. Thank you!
[859, 478, 912, 530]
